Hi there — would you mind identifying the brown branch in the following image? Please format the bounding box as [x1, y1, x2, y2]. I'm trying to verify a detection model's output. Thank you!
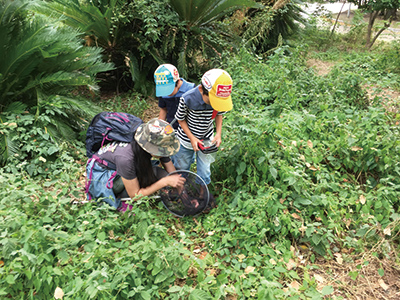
[368, 17, 393, 49]
[330, 0, 347, 37]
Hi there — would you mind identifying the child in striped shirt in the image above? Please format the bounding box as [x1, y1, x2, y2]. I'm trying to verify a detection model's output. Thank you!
[173, 69, 233, 210]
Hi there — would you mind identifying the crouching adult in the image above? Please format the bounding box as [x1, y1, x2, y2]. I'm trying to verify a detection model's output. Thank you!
[85, 118, 185, 211]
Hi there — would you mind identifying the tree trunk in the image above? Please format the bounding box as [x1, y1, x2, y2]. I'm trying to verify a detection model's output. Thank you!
[366, 11, 378, 48]
[368, 17, 393, 49]
[330, 0, 347, 37]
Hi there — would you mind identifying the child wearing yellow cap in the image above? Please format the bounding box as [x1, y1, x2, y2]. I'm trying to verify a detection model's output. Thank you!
[173, 69, 233, 211]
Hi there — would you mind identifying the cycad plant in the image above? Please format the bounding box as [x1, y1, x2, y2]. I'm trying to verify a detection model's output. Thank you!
[167, 0, 262, 78]
[33, 0, 167, 94]
[33, 0, 261, 94]
[0, 0, 113, 165]
[242, 0, 308, 54]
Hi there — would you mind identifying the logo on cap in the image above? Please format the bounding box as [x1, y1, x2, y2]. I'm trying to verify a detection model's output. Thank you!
[164, 125, 173, 134]
[149, 124, 162, 133]
[216, 84, 232, 98]
[173, 69, 179, 80]
[202, 76, 212, 90]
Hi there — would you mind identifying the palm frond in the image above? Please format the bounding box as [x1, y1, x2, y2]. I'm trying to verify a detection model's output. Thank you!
[32, 0, 119, 47]
[4, 101, 26, 113]
[169, 0, 262, 27]
[0, 134, 20, 165]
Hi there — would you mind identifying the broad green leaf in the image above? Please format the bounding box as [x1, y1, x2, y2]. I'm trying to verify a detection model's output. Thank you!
[137, 221, 148, 239]
[6, 275, 15, 284]
[154, 270, 170, 284]
[168, 285, 182, 293]
[270, 167, 277, 179]
[321, 285, 334, 296]
[237, 162, 246, 175]
[140, 290, 152, 300]
[312, 234, 322, 245]
[189, 289, 212, 300]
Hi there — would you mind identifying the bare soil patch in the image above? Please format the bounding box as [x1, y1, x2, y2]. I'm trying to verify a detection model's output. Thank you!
[309, 252, 400, 299]
[306, 58, 400, 114]
[141, 97, 160, 122]
[306, 58, 336, 76]
[364, 84, 400, 115]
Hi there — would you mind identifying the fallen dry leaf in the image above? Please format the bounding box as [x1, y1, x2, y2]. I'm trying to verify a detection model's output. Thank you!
[299, 225, 307, 233]
[238, 254, 246, 261]
[199, 251, 208, 260]
[351, 146, 363, 151]
[379, 279, 389, 291]
[54, 287, 64, 299]
[291, 213, 301, 220]
[383, 227, 391, 236]
[278, 140, 286, 149]
[286, 259, 297, 270]
[359, 195, 366, 205]
[314, 274, 325, 283]
[269, 258, 277, 265]
[244, 266, 255, 274]
[208, 268, 217, 275]
[334, 253, 343, 264]
[289, 280, 301, 290]
[307, 140, 313, 149]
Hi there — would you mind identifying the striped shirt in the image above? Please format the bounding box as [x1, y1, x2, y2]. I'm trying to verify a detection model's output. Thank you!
[175, 86, 225, 149]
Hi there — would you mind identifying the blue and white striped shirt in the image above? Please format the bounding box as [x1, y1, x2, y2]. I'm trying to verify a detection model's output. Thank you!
[175, 86, 225, 149]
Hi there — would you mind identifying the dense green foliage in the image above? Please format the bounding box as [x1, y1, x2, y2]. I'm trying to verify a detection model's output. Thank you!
[0, 0, 113, 165]
[1, 0, 400, 298]
[34, 0, 260, 94]
[215, 47, 400, 256]
[2, 36, 400, 298]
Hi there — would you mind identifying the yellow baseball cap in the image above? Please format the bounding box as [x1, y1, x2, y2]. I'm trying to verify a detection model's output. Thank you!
[201, 69, 233, 111]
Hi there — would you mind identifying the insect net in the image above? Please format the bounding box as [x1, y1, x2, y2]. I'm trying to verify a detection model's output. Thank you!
[159, 170, 209, 217]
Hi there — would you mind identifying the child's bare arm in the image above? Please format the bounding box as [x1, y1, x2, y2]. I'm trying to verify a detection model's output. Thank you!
[159, 107, 167, 121]
[212, 115, 223, 147]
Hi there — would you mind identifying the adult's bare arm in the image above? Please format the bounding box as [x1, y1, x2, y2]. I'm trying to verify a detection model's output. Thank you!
[122, 175, 185, 198]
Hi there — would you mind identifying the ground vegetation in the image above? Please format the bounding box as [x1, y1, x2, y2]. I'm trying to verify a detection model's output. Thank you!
[1, 0, 400, 299]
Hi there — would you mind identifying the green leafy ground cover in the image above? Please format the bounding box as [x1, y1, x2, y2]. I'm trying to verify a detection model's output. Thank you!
[1, 43, 400, 299]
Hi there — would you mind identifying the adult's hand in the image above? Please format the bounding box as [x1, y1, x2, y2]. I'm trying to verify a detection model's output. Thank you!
[165, 174, 186, 188]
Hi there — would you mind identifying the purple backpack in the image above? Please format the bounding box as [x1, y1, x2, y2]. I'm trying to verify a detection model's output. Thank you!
[85, 112, 143, 204]
[86, 112, 143, 159]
